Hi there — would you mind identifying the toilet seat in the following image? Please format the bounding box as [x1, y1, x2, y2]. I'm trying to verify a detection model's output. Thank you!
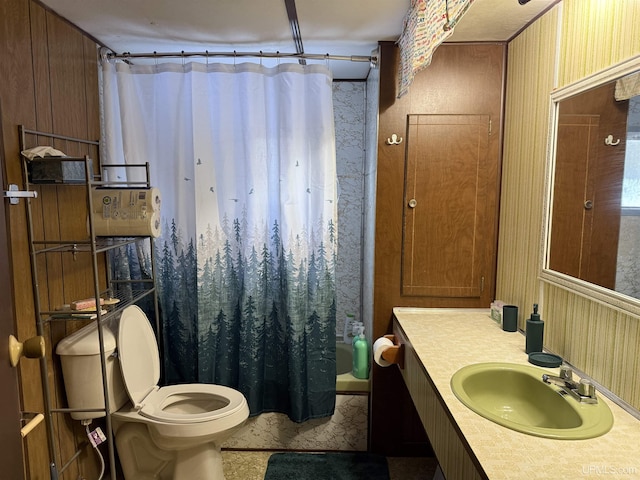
[118, 306, 247, 425]
[139, 384, 248, 424]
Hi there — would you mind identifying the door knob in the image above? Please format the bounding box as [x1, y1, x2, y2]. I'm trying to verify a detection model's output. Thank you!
[8, 335, 45, 367]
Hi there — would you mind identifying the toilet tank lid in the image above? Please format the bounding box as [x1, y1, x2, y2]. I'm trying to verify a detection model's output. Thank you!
[56, 322, 117, 356]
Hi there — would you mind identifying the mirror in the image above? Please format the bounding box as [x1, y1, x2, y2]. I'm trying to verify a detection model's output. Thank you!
[542, 55, 640, 315]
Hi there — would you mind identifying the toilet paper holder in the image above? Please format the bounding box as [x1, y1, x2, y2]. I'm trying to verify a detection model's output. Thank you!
[381, 334, 405, 369]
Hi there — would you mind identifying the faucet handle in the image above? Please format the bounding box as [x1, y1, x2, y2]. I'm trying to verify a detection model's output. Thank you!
[559, 367, 573, 381]
[578, 379, 596, 398]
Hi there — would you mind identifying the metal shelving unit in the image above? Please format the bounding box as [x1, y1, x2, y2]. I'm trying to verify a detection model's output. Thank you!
[19, 126, 160, 480]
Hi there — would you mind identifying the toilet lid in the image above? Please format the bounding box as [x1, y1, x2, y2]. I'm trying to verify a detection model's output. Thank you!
[118, 305, 161, 408]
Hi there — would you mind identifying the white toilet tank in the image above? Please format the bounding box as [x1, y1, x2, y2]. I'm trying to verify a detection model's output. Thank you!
[56, 322, 128, 420]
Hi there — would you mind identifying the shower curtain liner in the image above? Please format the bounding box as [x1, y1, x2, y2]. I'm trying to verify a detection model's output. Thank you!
[102, 60, 337, 422]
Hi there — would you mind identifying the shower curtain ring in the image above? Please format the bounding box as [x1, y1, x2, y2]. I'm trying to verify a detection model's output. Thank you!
[181, 50, 185, 66]
[260, 51, 263, 66]
[154, 51, 158, 69]
[234, 50, 237, 68]
[205, 50, 209, 66]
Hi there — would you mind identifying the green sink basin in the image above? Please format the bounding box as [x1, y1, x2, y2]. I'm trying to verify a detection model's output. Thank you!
[450, 363, 613, 439]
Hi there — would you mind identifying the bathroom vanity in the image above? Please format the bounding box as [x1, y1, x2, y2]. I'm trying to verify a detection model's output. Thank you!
[392, 308, 640, 480]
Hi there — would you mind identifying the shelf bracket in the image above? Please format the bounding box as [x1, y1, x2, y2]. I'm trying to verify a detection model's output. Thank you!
[4, 184, 38, 205]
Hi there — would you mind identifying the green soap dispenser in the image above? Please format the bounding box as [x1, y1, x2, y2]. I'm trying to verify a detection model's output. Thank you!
[525, 303, 544, 353]
[352, 326, 370, 380]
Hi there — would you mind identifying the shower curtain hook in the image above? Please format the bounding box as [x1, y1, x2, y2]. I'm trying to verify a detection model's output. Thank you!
[276, 51, 280, 66]
[205, 50, 209, 66]
[181, 50, 185, 66]
[154, 51, 158, 69]
[233, 50, 237, 69]
[260, 51, 263, 66]
[325, 53, 330, 69]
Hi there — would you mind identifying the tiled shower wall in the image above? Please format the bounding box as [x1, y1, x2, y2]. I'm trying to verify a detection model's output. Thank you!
[333, 81, 367, 340]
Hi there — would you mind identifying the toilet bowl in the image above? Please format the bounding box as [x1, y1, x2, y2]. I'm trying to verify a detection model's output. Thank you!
[56, 305, 249, 480]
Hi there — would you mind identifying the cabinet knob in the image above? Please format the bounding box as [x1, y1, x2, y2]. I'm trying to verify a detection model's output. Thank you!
[408, 199, 417, 208]
[584, 200, 593, 210]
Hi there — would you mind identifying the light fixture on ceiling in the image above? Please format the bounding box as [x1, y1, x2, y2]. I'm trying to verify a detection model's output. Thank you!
[518, 0, 531, 4]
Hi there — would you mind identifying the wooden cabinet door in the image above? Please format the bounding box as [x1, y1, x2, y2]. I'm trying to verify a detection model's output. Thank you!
[403, 114, 491, 298]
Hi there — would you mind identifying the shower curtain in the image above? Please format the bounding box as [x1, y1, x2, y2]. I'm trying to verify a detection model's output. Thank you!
[102, 60, 337, 422]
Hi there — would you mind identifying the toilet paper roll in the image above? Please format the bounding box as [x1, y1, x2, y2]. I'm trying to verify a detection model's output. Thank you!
[91, 210, 161, 238]
[90, 187, 162, 237]
[91, 187, 161, 214]
[373, 337, 394, 367]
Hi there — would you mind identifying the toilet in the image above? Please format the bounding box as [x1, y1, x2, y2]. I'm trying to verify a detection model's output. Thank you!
[56, 305, 249, 480]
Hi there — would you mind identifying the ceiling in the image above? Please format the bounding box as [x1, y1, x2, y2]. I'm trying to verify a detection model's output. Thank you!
[40, 0, 558, 79]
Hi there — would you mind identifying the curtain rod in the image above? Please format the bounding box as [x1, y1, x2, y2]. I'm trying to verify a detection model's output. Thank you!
[102, 48, 378, 67]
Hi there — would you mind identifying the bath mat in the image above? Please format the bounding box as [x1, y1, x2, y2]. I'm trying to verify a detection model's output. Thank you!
[264, 452, 390, 480]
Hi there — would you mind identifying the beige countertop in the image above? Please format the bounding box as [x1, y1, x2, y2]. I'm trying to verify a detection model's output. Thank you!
[393, 307, 640, 479]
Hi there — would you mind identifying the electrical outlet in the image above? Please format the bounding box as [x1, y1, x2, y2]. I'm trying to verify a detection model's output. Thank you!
[88, 427, 106, 447]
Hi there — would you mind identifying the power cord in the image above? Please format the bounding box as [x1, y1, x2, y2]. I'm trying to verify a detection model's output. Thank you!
[81, 420, 105, 480]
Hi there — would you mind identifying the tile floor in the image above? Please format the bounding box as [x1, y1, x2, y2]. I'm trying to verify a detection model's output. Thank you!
[221, 450, 438, 480]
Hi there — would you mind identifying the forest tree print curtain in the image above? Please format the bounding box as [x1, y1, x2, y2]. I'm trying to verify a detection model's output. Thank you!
[102, 60, 337, 422]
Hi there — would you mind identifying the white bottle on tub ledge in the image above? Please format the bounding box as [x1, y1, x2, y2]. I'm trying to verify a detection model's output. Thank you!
[343, 313, 358, 344]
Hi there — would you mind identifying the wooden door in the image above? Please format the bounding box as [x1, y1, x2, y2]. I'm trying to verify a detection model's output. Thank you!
[403, 114, 491, 298]
[0, 102, 27, 480]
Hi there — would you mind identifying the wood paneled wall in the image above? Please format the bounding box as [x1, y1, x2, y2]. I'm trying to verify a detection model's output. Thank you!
[372, 41, 506, 455]
[0, 0, 100, 478]
[498, 0, 640, 410]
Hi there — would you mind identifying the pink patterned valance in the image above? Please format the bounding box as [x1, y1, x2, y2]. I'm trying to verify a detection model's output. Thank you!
[397, 0, 475, 98]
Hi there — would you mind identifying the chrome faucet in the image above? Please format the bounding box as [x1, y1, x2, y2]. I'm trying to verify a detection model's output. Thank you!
[542, 367, 598, 404]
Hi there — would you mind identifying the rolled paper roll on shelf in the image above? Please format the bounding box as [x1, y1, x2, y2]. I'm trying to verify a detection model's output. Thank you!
[91, 210, 161, 237]
[90, 187, 162, 237]
[91, 187, 161, 214]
